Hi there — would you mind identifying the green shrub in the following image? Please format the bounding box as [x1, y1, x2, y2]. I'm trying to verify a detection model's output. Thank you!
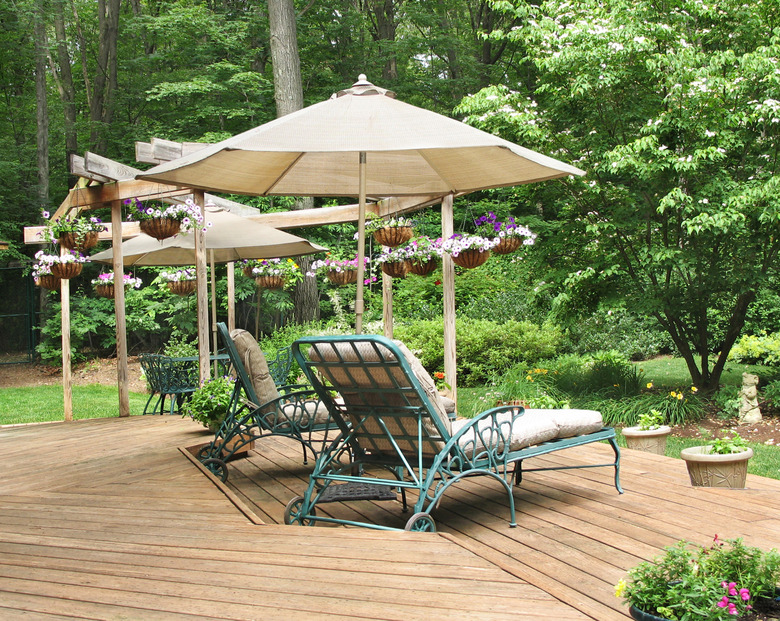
[545, 351, 645, 398]
[569, 307, 674, 360]
[577, 389, 705, 427]
[182, 375, 236, 430]
[394, 317, 565, 386]
[714, 385, 741, 420]
[728, 333, 780, 366]
[488, 363, 571, 408]
[761, 379, 780, 411]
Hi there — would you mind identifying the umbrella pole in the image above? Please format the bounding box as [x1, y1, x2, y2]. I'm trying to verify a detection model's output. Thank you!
[355, 151, 367, 334]
[442, 193, 457, 403]
[194, 189, 210, 384]
[210, 250, 218, 376]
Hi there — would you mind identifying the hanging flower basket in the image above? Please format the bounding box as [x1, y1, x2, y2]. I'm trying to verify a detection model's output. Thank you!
[35, 275, 60, 290]
[140, 217, 181, 241]
[242, 265, 254, 278]
[58, 230, 100, 252]
[95, 284, 115, 299]
[409, 258, 439, 276]
[451, 249, 491, 269]
[167, 280, 196, 296]
[381, 260, 410, 279]
[255, 275, 286, 289]
[493, 237, 522, 255]
[50, 261, 83, 279]
[373, 226, 414, 248]
[326, 269, 359, 286]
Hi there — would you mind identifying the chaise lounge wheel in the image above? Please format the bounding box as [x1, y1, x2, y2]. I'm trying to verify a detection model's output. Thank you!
[284, 496, 316, 526]
[201, 458, 228, 482]
[404, 512, 436, 532]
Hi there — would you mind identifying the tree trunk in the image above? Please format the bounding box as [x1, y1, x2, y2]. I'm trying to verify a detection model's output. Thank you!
[52, 0, 78, 168]
[267, 0, 319, 323]
[90, 0, 120, 153]
[33, 0, 49, 212]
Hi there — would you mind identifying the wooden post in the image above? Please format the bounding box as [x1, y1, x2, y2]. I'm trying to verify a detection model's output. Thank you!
[60, 266, 73, 422]
[355, 152, 367, 334]
[227, 261, 235, 333]
[442, 193, 457, 403]
[194, 189, 210, 385]
[382, 268, 393, 339]
[210, 251, 218, 375]
[112, 200, 130, 417]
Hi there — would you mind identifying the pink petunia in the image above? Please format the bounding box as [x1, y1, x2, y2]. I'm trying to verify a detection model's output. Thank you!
[739, 588, 750, 601]
[718, 596, 730, 608]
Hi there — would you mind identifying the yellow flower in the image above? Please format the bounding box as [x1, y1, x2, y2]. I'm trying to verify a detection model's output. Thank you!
[670, 391, 677, 398]
[677, 393, 684, 400]
[526, 375, 533, 381]
[614, 579, 627, 598]
[646, 382, 653, 389]
[691, 386, 698, 393]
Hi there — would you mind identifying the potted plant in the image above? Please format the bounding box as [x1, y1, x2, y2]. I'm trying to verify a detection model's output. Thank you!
[244, 257, 303, 290]
[125, 197, 205, 240]
[622, 409, 673, 455]
[182, 376, 236, 432]
[33, 249, 87, 280]
[441, 233, 499, 269]
[375, 245, 411, 278]
[307, 254, 372, 286]
[365, 214, 415, 247]
[159, 267, 197, 295]
[403, 236, 443, 275]
[474, 212, 537, 255]
[616, 536, 780, 620]
[681, 433, 754, 488]
[91, 272, 143, 298]
[39, 209, 106, 252]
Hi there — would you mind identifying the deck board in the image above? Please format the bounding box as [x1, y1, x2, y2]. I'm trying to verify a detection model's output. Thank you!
[0, 416, 587, 620]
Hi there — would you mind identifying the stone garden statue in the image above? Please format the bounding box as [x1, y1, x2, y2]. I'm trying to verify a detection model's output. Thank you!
[738, 372, 762, 424]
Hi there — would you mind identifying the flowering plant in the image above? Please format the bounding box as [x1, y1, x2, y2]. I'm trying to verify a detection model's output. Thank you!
[31, 250, 86, 277]
[182, 375, 236, 430]
[615, 536, 780, 620]
[159, 268, 196, 282]
[91, 272, 143, 289]
[307, 255, 370, 276]
[124, 197, 205, 234]
[364, 214, 414, 235]
[474, 212, 537, 245]
[245, 258, 303, 287]
[375, 245, 413, 264]
[403, 236, 444, 261]
[441, 233, 499, 256]
[38, 210, 106, 244]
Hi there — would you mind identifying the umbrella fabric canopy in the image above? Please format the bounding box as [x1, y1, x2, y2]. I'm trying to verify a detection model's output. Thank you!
[138, 77, 583, 198]
[90, 205, 326, 265]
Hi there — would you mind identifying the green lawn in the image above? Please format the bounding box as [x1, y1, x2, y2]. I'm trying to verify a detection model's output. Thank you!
[0, 385, 150, 425]
[635, 357, 780, 389]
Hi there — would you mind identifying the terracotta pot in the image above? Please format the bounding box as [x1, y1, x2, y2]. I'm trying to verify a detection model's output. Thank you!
[408, 258, 438, 276]
[493, 237, 522, 255]
[451, 249, 490, 269]
[35, 275, 61, 290]
[167, 280, 196, 296]
[255, 275, 286, 289]
[326, 269, 358, 286]
[58, 231, 99, 252]
[373, 226, 414, 248]
[50, 262, 83, 279]
[95, 284, 115, 299]
[680, 446, 753, 488]
[140, 218, 181, 240]
[381, 260, 410, 279]
[622, 425, 672, 455]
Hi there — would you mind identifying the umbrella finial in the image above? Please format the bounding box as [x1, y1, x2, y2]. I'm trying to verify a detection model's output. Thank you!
[335, 75, 396, 99]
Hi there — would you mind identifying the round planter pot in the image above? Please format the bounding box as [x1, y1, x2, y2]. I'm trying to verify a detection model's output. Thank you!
[492, 237, 522, 255]
[326, 269, 358, 286]
[680, 446, 753, 488]
[408, 258, 438, 276]
[140, 217, 181, 241]
[255, 275, 286, 289]
[35, 275, 61, 290]
[451, 249, 490, 269]
[629, 605, 669, 621]
[622, 426, 672, 455]
[50, 262, 83, 279]
[95, 284, 115, 299]
[373, 226, 413, 248]
[167, 280, 196, 296]
[381, 260, 410, 279]
[58, 231, 99, 252]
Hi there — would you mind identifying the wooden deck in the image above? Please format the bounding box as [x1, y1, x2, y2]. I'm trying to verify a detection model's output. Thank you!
[0, 416, 777, 620]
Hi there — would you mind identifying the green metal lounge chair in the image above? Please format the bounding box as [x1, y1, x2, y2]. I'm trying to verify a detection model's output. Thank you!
[285, 335, 622, 532]
[197, 322, 335, 482]
[138, 353, 200, 415]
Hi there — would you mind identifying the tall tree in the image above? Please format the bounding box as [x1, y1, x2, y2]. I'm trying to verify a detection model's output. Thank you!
[461, 0, 780, 390]
[267, 0, 319, 323]
[33, 0, 49, 211]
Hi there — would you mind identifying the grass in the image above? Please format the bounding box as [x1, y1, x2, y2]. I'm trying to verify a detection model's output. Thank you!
[0, 385, 150, 425]
[635, 357, 780, 389]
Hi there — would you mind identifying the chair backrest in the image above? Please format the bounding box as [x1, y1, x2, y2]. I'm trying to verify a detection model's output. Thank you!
[292, 335, 452, 459]
[266, 346, 294, 386]
[216, 322, 280, 411]
[139, 353, 198, 393]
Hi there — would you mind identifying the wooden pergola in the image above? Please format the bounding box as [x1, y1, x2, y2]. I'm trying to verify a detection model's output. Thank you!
[24, 139, 457, 421]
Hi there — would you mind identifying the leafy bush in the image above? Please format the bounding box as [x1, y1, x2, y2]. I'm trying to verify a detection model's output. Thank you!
[488, 363, 571, 408]
[761, 379, 780, 412]
[394, 317, 565, 386]
[545, 351, 645, 398]
[569, 307, 674, 360]
[714, 385, 741, 420]
[728, 333, 780, 366]
[182, 375, 236, 430]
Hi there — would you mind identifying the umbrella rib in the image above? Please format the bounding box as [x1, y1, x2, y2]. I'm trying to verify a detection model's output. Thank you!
[265, 152, 306, 196]
[417, 151, 457, 194]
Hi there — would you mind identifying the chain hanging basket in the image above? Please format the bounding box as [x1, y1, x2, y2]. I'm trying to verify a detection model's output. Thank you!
[450, 249, 491, 269]
[140, 218, 181, 241]
[326, 269, 359, 286]
[373, 226, 414, 248]
[167, 280, 196, 296]
[50, 262, 83, 279]
[381, 260, 410, 279]
[35, 275, 61, 290]
[58, 231, 99, 253]
[255, 275, 286, 289]
[95, 284, 115, 299]
[492, 237, 522, 255]
[242, 265, 254, 278]
[408, 258, 438, 276]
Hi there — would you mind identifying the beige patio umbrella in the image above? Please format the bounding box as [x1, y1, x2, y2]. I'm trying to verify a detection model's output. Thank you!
[138, 75, 584, 332]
